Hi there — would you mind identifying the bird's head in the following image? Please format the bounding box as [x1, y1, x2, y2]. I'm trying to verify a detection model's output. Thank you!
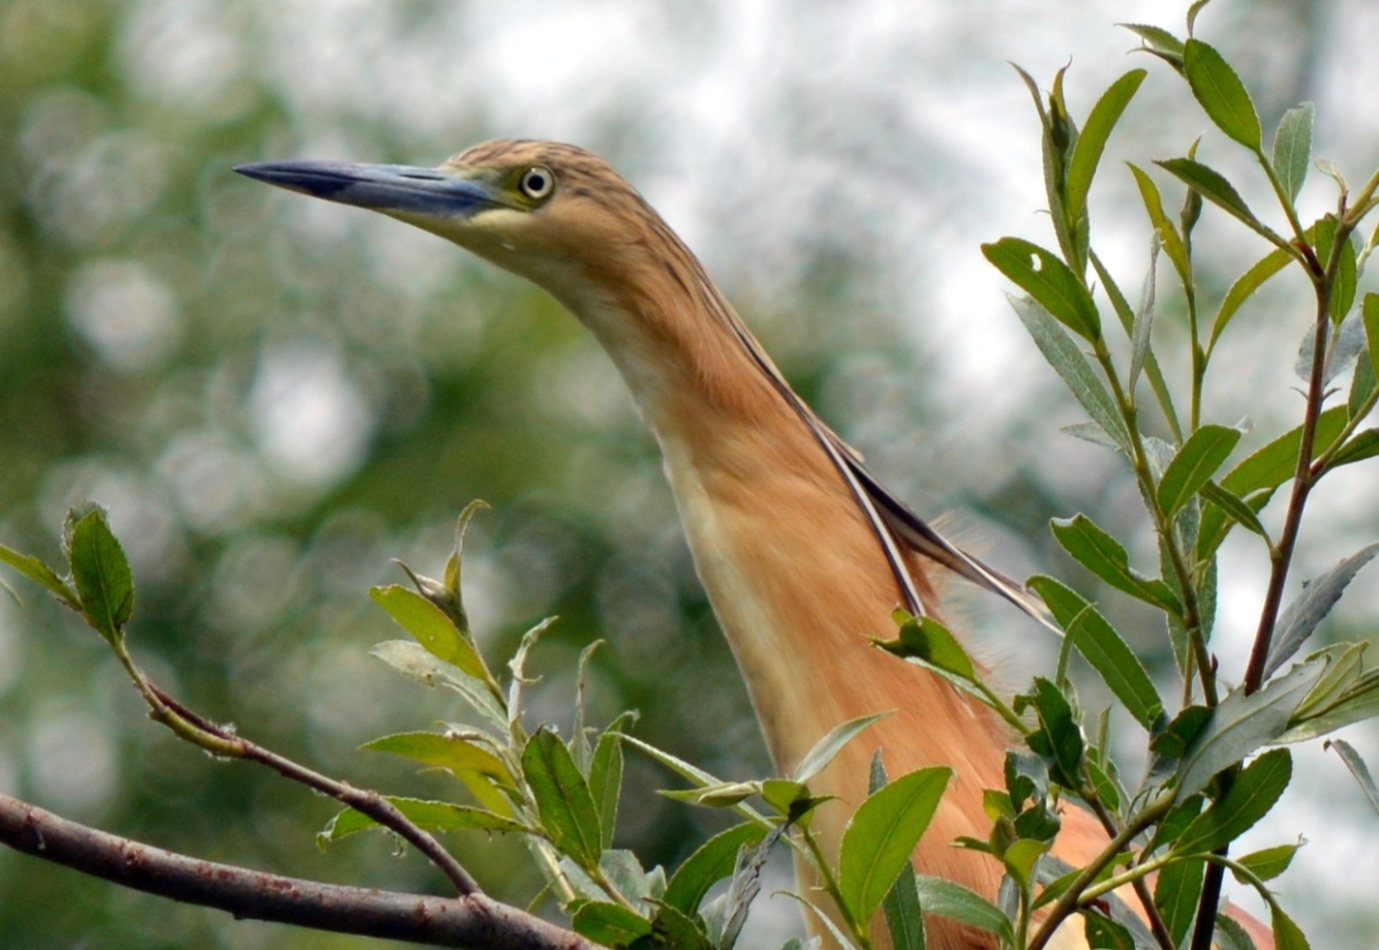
[235, 140, 669, 317]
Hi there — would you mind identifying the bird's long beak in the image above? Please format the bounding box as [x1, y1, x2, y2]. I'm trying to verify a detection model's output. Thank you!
[233, 160, 497, 218]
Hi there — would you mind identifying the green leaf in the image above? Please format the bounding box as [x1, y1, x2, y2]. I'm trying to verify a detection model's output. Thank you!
[1129, 237, 1158, 392]
[838, 767, 952, 927]
[1128, 164, 1191, 286]
[618, 735, 770, 825]
[1366, 293, 1379, 380]
[370, 584, 488, 680]
[1066, 70, 1147, 222]
[1027, 575, 1164, 731]
[68, 509, 134, 644]
[652, 904, 713, 950]
[1209, 246, 1293, 350]
[589, 729, 626, 850]
[1198, 482, 1270, 549]
[1120, 23, 1185, 71]
[1024, 677, 1084, 787]
[1175, 748, 1292, 855]
[360, 731, 514, 785]
[1003, 838, 1050, 888]
[1183, 39, 1261, 149]
[1157, 424, 1242, 517]
[571, 901, 652, 947]
[874, 614, 979, 688]
[1327, 738, 1379, 816]
[1221, 406, 1349, 496]
[982, 238, 1101, 341]
[1156, 158, 1279, 244]
[1084, 913, 1136, 950]
[1272, 103, 1315, 204]
[793, 711, 891, 783]
[1049, 514, 1183, 613]
[0, 542, 80, 611]
[1150, 705, 1213, 759]
[1271, 904, 1312, 950]
[1328, 429, 1379, 471]
[912, 876, 1014, 945]
[1216, 913, 1259, 950]
[1312, 215, 1358, 322]
[663, 822, 769, 915]
[1264, 543, 1379, 678]
[1155, 858, 1205, 947]
[1235, 843, 1299, 883]
[883, 868, 927, 950]
[1009, 296, 1131, 450]
[321, 797, 533, 841]
[522, 727, 604, 869]
[1177, 660, 1324, 798]
[368, 640, 507, 731]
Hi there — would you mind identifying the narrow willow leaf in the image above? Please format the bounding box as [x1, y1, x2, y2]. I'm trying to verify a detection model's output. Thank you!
[370, 585, 487, 680]
[1328, 430, 1379, 470]
[1085, 913, 1135, 950]
[1175, 748, 1292, 855]
[1025, 677, 1084, 786]
[1264, 543, 1379, 678]
[1177, 660, 1324, 798]
[1048, 514, 1183, 613]
[1155, 858, 1205, 948]
[369, 640, 508, 731]
[663, 822, 769, 915]
[793, 711, 891, 783]
[68, 509, 134, 644]
[875, 614, 977, 683]
[1128, 164, 1191, 285]
[1120, 23, 1185, 72]
[1216, 914, 1259, 950]
[321, 797, 533, 841]
[784, 895, 862, 950]
[618, 735, 770, 825]
[1209, 246, 1293, 350]
[571, 901, 653, 947]
[1156, 158, 1279, 244]
[1271, 904, 1312, 950]
[983, 238, 1101, 341]
[589, 728, 626, 849]
[1157, 424, 1242, 517]
[1009, 296, 1130, 450]
[1272, 103, 1315, 204]
[1366, 293, 1379, 379]
[522, 727, 603, 869]
[883, 867, 927, 950]
[1028, 575, 1165, 731]
[1221, 406, 1348, 496]
[1350, 348, 1377, 422]
[1199, 482, 1270, 547]
[1281, 673, 1379, 743]
[838, 767, 952, 927]
[1186, 0, 1214, 35]
[1066, 70, 1147, 222]
[0, 543, 80, 611]
[1129, 237, 1158, 391]
[360, 732, 514, 785]
[1183, 39, 1262, 149]
[1235, 844, 1299, 883]
[1327, 738, 1379, 815]
[913, 876, 1014, 944]
[653, 905, 713, 950]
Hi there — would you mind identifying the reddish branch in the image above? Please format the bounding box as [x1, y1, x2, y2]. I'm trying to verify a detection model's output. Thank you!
[0, 793, 594, 950]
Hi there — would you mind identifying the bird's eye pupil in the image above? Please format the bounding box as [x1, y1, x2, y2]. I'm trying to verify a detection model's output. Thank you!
[522, 167, 552, 198]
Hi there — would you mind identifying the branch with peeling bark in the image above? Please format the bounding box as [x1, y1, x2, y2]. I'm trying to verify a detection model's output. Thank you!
[0, 793, 595, 950]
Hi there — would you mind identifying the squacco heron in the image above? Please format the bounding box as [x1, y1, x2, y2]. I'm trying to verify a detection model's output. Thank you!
[236, 142, 1269, 950]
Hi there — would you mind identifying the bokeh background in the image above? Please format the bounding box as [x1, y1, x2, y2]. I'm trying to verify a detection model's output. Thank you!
[1, 0, 1377, 946]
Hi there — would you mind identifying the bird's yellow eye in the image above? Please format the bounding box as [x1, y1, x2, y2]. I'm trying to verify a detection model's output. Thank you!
[518, 166, 555, 200]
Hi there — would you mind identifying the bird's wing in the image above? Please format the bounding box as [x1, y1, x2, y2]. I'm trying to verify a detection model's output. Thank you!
[702, 282, 1054, 630]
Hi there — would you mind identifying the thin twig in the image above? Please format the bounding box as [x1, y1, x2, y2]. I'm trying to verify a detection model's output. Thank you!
[0, 793, 592, 950]
[149, 685, 482, 896]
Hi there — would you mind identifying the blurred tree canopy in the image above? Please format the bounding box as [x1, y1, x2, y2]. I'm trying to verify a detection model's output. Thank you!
[0, 0, 1374, 947]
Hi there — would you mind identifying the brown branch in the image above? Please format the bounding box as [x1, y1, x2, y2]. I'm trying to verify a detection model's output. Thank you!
[0, 792, 594, 950]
